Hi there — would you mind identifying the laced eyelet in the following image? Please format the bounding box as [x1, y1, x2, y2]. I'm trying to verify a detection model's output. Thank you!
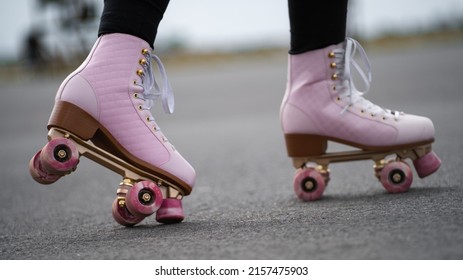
[136, 69, 144, 76]
[330, 62, 337, 68]
[331, 73, 338, 80]
[139, 58, 147, 65]
[328, 51, 335, 58]
[141, 48, 150, 55]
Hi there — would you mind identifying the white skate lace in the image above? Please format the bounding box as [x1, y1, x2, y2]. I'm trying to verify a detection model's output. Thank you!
[333, 38, 401, 120]
[135, 51, 175, 120]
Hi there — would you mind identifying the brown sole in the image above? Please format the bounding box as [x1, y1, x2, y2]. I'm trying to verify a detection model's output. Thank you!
[284, 133, 434, 169]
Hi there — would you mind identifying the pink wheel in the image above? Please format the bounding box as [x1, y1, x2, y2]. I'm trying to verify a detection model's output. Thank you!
[156, 198, 184, 224]
[380, 161, 413, 193]
[40, 138, 79, 175]
[413, 151, 441, 178]
[111, 199, 144, 227]
[29, 150, 61, 184]
[293, 168, 326, 201]
[125, 181, 163, 217]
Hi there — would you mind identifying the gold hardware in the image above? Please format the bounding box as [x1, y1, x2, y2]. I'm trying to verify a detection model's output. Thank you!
[141, 193, 151, 202]
[116, 188, 128, 195]
[138, 105, 143, 111]
[330, 62, 337, 68]
[305, 180, 314, 190]
[331, 73, 338, 80]
[141, 48, 149, 55]
[139, 58, 147, 65]
[328, 52, 335, 58]
[57, 150, 67, 159]
[392, 173, 402, 183]
[118, 199, 126, 208]
[136, 69, 144, 76]
[121, 178, 135, 186]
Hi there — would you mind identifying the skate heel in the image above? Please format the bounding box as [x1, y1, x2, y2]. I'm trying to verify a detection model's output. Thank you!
[284, 134, 328, 157]
[48, 100, 99, 140]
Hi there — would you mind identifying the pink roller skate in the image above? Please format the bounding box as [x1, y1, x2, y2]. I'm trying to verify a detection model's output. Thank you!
[280, 38, 441, 201]
[29, 33, 195, 226]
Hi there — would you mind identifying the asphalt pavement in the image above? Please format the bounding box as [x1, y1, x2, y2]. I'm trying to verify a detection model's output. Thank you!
[0, 42, 462, 259]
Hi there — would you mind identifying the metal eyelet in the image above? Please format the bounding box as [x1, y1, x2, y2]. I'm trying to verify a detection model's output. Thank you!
[138, 105, 143, 111]
[360, 109, 365, 114]
[330, 62, 337, 68]
[133, 93, 138, 98]
[136, 69, 144, 76]
[331, 73, 338, 80]
[139, 58, 147, 65]
[146, 116, 151, 122]
[332, 85, 337, 91]
[141, 48, 149, 55]
[336, 96, 341, 101]
[328, 52, 335, 58]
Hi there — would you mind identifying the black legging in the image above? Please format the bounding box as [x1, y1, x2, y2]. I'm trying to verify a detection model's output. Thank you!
[98, 0, 348, 53]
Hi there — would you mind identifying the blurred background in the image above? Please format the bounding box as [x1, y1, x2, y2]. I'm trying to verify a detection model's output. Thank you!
[1, 0, 463, 78]
[1, 0, 463, 260]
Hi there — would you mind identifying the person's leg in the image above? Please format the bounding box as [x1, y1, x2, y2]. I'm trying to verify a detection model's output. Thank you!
[34, 0, 195, 225]
[288, 0, 348, 54]
[281, 0, 440, 200]
[98, 0, 169, 47]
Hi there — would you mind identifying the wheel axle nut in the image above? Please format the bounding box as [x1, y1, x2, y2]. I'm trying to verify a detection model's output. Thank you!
[57, 150, 67, 159]
[142, 193, 151, 202]
[392, 173, 402, 183]
[305, 181, 314, 190]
